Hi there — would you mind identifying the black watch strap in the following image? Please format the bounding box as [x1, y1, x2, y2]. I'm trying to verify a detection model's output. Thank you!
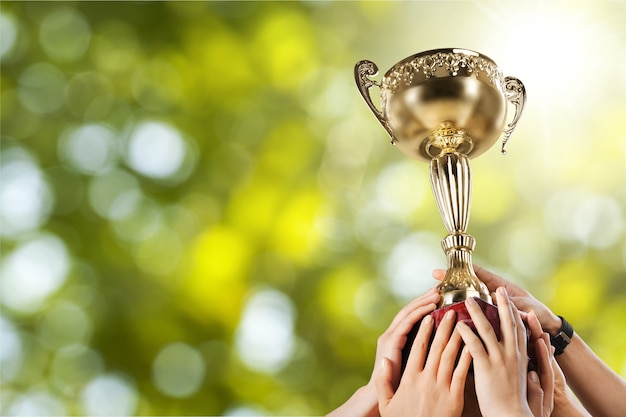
[550, 316, 574, 356]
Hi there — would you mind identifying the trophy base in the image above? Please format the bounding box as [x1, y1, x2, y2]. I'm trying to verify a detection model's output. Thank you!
[400, 298, 538, 374]
[401, 298, 500, 373]
[431, 298, 501, 340]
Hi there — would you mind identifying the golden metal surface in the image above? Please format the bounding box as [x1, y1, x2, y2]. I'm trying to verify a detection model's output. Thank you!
[355, 48, 526, 307]
[355, 48, 526, 162]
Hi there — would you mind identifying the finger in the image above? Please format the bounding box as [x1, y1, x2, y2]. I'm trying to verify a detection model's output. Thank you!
[536, 337, 555, 414]
[511, 299, 527, 360]
[438, 325, 463, 381]
[374, 357, 394, 409]
[387, 288, 440, 330]
[405, 314, 434, 373]
[432, 269, 446, 281]
[378, 293, 438, 356]
[387, 302, 439, 348]
[541, 332, 553, 360]
[464, 296, 499, 350]
[526, 311, 543, 343]
[425, 309, 456, 374]
[376, 303, 438, 386]
[456, 320, 488, 364]
[494, 287, 518, 354]
[526, 370, 544, 417]
[450, 343, 472, 397]
[551, 357, 566, 388]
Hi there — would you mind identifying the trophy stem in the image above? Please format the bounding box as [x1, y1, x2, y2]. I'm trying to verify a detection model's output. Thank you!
[429, 149, 491, 307]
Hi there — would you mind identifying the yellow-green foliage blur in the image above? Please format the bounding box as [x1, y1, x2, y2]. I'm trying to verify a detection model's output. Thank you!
[1, 1, 625, 415]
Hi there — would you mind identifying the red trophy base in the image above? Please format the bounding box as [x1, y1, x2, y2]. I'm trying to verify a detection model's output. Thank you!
[430, 298, 501, 340]
[401, 298, 500, 373]
[401, 298, 537, 374]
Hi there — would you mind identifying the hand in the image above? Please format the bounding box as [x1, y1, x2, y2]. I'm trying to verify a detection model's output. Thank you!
[375, 310, 472, 417]
[368, 288, 441, 390]
[525, 311, 555, 417]
[325, 289, 441, 417]
[433, 265, 562, 335]
[456, 287, 534, 417]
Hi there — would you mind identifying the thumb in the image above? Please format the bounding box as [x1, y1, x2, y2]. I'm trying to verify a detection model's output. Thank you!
[374, 357, 394, 409]
[432, 269, 446, 281]
[473, 264, 510, 292]
[527, 370, 544, 417]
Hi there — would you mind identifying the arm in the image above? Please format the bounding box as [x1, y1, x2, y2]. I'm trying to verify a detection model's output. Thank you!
[325, 385, 379, 417]
[325, 288, 441, 417]
[435, 265, 626, 417]
[555, 333, 626, 417]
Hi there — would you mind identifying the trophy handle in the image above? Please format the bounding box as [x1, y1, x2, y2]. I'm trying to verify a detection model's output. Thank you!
[354, 60, 397, 144]
[500, 76, 527, 154]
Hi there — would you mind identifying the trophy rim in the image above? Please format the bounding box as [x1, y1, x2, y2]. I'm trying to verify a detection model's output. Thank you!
[381, 48, 505, 97]
[384, 48, 498, 77]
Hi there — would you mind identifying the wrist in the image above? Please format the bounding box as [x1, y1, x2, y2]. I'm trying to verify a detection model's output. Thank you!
[356, 383, 379, 417]
[544, 314, 563, 336]
[550, 316, 574, 356]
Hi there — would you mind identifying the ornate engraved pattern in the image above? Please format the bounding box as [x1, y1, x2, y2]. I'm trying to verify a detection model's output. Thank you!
[500, 76, 527, 154]
[382, 51, 505, 94]
[355, 60, 380, 91]
[354, 60, 397, 144]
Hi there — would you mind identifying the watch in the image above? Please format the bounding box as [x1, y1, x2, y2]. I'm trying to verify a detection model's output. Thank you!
[550, 315, 574, 356]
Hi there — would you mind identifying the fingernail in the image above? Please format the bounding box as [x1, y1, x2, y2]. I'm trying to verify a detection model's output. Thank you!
[423, 315, 433, 324]
[529, 371, 538, 382]
[380, 358, 387, 370]
[497, 287, 508, 297]
[445, 310, 455, 320]
[466, 297, 477, 307]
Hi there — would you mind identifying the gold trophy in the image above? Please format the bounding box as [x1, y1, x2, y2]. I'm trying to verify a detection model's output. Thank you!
[354, 48, 526, 348]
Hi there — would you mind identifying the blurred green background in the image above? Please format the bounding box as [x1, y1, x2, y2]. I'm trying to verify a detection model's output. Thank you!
[1, 1, 625, 415]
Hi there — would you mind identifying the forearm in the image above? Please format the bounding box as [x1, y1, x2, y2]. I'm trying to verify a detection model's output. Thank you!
[325, 384, 379, 417]
[557, 333, 626, 417]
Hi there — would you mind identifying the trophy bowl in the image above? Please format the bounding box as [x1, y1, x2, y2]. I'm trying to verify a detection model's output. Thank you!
[355, 48, 525, 161]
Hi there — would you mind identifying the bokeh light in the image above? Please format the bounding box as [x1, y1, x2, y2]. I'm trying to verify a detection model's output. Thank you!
[152, 342, 206, 398]
[1, 234, 69, 313]
[39, 7, 91, 62]
[235, 289, 296, 374]
[126, 121, 193, 183]
[17, 63, 67, 114]
[0, 12, 18, 59]
[59, 124, 119, 175]
[5, 391, 67, 416]
[0, 148, 54, 238]
[0, 316, 22, 383]
[80, 374, 138, 416]
[87, 170, 141, 223]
